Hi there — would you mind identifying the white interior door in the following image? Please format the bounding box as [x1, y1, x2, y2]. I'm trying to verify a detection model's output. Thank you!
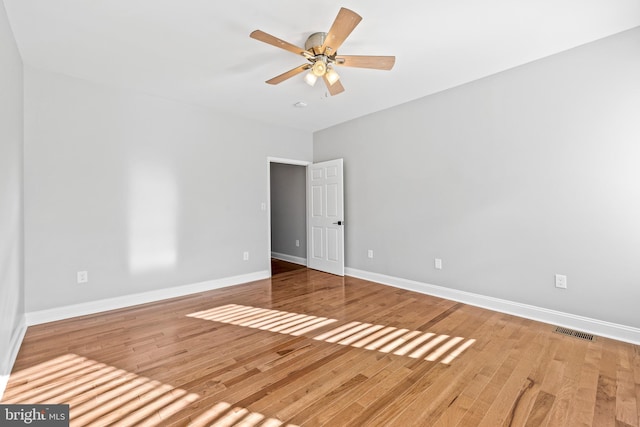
[307, 159, 344, 276]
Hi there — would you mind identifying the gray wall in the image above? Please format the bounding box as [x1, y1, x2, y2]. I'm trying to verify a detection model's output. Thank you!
[0, 0, 24, 375]
[24, 66, 312, 312]
[270, 163, 306, 260]
[314, 27, 640, 329]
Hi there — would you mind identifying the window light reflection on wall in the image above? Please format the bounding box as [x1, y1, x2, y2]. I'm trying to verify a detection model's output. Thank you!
[128, 163, 178, 274]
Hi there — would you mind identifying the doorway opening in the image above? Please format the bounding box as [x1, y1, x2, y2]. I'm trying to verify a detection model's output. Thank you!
[267, 158, 310, 276]
[267, 157, 345, 277]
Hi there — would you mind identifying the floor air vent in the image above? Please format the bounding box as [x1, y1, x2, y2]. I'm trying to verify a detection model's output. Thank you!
[553, 326, 595, 341]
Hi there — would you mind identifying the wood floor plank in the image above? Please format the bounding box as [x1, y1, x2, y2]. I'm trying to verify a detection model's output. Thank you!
[163, 342, 354, 426]
[569, 341, 603, 426]
[615, 343, 639, 427]
[321, 358, 415, 425]
[2, 263, 638, 426]
[428, 314, 509, 427]
[391, 312, 523, 426]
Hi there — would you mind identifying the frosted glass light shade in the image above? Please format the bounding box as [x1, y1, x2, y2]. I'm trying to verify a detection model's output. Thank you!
[325, 68, 340, 85]
[304, 72, 318, 86]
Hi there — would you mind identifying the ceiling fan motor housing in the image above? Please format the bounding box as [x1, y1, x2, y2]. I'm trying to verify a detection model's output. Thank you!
[305, 32, 328, 55]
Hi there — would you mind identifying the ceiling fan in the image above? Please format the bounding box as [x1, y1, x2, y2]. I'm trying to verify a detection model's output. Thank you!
[250, 7, 395, 96]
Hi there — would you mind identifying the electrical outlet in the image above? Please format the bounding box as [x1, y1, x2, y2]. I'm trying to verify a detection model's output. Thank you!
[296, 240, 300, 247]
[435, 258, 443, 270]
[555, 274, 567, 289]
[367, 250, 374, 259]
[243, 251, 249, 261]
[77, 271, 88, 284]
[261, 202, 266, 211]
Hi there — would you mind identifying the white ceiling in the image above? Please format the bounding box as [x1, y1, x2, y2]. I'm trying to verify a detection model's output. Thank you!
[5, 0, 640, 132]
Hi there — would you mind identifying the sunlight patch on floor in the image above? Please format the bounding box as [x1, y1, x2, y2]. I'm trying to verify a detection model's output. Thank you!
[2, 354, 199, 426]
[190, 401, 299, 427]
[188, 304, 476, 364]
[314, 321, 475, 364]
[187, 304, 338, 336]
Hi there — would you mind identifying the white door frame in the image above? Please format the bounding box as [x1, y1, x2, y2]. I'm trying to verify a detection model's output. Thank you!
[266, 157, 311, 276]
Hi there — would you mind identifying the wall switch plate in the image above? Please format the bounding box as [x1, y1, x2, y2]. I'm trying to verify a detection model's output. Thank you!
[367, 250, 374, 259]
[555, 274, 567, 289]
[261, 202, 266, 211]
[243, 251, 249, 261]
[296, 240, 300, 247]
[77, 271, 88, 284]
[435, 258, 443, 270]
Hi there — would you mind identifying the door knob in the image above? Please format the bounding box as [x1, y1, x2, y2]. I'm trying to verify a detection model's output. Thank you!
[333, 221, 343, 225]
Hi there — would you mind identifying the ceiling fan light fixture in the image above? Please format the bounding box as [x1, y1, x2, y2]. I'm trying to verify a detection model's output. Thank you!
[312, 59, 327, 77]
[325, 68, 340, 86]
[304, 71, 318, 86]
[250, 7, 395, 97]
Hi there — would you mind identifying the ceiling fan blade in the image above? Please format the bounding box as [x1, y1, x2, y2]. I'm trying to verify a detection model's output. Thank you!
[334, 55, 395, 70]
[322, 74, 345, 96]
[250, 30, 309, 58]
[320, 7, 362, 55]
[266, 64, 311, 85]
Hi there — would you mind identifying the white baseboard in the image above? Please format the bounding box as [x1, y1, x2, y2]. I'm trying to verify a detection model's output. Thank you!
[26, 270, 270, 326]
[346, 267, 640, 346]
[0, 314, 27, 400]
[271, 252, 307, 266]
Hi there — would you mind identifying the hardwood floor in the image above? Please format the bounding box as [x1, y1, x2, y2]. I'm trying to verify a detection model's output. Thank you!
[3, 266, 639, 426]
[271, 258, 306, 276]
